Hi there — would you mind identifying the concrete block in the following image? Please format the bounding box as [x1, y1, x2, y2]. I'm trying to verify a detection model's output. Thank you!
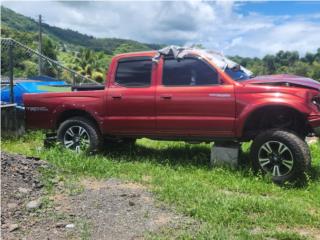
[210, 142, 240, 169]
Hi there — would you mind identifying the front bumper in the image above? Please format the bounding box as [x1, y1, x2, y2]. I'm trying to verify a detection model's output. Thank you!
[308, 115, 320, 137]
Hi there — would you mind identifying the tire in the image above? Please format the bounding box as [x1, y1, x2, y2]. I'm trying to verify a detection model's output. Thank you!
[57, 117, 102, 153]
[250, 129, 311, 184]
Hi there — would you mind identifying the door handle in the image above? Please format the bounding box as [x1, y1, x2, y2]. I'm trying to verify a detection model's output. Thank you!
[160, 95, 172, 100]
[111, 95, 122, 100]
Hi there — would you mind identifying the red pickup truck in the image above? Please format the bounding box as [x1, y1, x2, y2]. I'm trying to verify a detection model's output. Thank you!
[24, 47, 320, 183]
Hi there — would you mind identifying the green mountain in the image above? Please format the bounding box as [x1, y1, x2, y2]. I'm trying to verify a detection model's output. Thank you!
[1, 6, 163, 54]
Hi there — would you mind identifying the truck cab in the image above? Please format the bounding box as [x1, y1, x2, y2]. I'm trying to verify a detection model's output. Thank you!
[104, 50, 238, 140]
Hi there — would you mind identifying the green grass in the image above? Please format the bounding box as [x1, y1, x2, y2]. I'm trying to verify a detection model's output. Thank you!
[2, 131, 320, 239]
[37, 85, 71, 92]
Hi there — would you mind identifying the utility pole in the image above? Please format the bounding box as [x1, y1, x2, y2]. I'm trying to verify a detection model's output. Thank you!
[8, 40, 14, 103]
[38, 14, 42, 75]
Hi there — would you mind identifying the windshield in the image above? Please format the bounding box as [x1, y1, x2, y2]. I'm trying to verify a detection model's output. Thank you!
[154, 46, 254, 81]
[199, 50, 254, 81]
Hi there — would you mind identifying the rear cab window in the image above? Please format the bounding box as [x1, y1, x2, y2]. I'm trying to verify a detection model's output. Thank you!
[115, 58, 152, 88]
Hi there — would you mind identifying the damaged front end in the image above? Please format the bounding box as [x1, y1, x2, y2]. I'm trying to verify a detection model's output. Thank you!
[244, 74, 320, 92]
[308, 93, 320, 137]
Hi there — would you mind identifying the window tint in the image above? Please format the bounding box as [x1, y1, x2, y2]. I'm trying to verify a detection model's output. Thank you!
[163, 58, 219, 86]
[115, 60, 152, 87]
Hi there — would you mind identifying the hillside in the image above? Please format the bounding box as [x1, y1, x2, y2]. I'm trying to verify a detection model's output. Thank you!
[1, 6, 163, 54]
[0, 6, 165, 83]
[1, 6, 320, 83]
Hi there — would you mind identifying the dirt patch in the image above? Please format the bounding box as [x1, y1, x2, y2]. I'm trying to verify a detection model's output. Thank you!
[56, 178, 197, 239]
[277, 226, 320, 240]
[1, 152, 197, 239]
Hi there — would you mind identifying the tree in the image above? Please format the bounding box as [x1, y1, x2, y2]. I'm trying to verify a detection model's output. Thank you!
[311, 61, 320, 80]
[71, 48, 104, 80]
[303, 52, 315, 64]
[291, 61, 311, 77]
[263, 55, 277, 74]
[41, 37, 58, 77]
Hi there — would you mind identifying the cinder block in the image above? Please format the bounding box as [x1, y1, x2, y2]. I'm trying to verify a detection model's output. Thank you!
[210, 143, 240, 169]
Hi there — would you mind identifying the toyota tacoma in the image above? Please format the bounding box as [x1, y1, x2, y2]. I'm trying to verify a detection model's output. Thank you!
[23, 46, 320, 183]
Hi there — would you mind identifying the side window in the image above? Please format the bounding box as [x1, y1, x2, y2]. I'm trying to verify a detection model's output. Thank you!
[115, 59, 152, 87]
[163, 58, 219, 86]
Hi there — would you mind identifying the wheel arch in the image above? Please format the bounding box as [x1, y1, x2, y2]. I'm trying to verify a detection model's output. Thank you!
[239, 104, 310, 140]
[56, 109, 101, 133]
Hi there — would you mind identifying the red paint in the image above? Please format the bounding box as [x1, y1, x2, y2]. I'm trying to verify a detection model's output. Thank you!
[23, 50, 320, 140]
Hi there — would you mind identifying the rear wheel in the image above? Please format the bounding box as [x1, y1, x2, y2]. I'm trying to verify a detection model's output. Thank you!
[57, 117, 101, 153]
[251, 129, 311, 184]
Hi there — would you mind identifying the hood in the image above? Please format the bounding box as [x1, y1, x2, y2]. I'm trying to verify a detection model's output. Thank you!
[244, 74, 320, 91]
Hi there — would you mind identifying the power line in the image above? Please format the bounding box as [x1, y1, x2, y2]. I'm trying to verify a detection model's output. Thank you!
[1, 38, 100, 86]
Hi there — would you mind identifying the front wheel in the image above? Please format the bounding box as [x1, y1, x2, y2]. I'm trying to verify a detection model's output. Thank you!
[57, 117, 101, 153]
[251, 129, 311, 184]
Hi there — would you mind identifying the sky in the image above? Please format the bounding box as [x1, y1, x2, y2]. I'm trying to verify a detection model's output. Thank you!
[2, 0, 320, 57]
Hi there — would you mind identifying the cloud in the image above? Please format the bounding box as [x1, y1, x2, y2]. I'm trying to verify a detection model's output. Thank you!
[2, 1, 320, 57]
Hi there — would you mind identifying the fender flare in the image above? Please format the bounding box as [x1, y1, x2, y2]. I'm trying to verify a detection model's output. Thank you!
[236, 101, 310, 137]
[52, 104, 103, 132]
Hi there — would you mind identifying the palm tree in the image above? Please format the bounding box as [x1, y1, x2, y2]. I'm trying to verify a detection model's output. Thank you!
[72, 48, 102, 78]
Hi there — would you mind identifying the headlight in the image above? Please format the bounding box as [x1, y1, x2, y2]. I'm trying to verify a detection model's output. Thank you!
[312, 94, 320, 111]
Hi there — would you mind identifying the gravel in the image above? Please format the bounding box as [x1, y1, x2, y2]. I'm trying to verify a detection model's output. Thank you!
[65, 223, 75, 229]
[1, 152, 71, 240]
[1, 152, 198, 239]
[9, 224, 19, 232]
[26, 199, 42, 210]
[63, 178, 197, 239]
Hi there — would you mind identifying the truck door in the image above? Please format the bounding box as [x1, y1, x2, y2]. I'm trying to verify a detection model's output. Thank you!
[156, 56, 235, 138]
[105, 57, 156, 135]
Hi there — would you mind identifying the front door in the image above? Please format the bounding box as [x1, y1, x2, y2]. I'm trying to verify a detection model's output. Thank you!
[106, 57, 156, 135]
[156, 57, 236, 137]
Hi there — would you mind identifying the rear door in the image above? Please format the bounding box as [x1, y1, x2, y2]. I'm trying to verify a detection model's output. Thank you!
[156, 56, 236, 137]
[105, 57, 156, 135]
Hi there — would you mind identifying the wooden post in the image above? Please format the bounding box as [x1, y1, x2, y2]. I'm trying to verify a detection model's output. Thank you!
[8, 40, 14, 103]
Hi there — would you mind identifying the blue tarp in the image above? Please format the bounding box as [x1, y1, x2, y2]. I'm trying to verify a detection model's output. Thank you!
[1, 80, 68, 105]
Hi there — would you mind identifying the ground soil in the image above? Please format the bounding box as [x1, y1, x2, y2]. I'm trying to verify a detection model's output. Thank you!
[1, 152, 197, 240]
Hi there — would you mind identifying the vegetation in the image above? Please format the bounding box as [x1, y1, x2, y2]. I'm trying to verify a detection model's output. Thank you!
[230, 50, 320, 80]
[2, 132, 320, 239]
